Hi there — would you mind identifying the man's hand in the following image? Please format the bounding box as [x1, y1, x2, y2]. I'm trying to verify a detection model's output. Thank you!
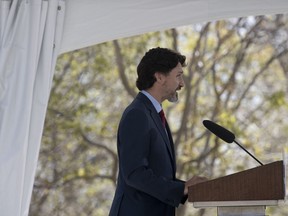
[184, 176, 208, 195]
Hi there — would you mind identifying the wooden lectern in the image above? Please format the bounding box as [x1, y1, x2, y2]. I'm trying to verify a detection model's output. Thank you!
[188, 161, 286, 216]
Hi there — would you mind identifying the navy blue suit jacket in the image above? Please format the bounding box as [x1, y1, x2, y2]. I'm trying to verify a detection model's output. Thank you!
[109, 93, 186, 216]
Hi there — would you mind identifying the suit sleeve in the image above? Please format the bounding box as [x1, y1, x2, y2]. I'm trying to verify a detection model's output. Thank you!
[176, 179, 188, 204]
[118, 108, 185, 207]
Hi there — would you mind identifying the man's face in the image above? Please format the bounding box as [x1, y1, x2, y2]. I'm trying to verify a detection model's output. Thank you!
[162, 63, 185, 103]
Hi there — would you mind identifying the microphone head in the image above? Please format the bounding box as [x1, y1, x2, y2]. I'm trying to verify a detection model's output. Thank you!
[203, 120, 235, 143]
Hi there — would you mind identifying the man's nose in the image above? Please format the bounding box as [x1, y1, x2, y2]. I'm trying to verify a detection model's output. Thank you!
[179, 77, 185, 88]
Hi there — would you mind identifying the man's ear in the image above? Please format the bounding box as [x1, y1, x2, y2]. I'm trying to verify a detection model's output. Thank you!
[154, 72, 164, 83]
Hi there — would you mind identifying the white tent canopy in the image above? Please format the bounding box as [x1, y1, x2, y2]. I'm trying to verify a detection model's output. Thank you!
[0, 0, 288, 215]
[60, 0, 288, 54]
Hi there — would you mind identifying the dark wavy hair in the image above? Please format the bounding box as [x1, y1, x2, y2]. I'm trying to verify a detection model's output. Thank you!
[136, 47, 186, 90]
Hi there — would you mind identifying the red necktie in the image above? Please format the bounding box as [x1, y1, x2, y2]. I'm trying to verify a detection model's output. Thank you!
[159, 109, 166, 128]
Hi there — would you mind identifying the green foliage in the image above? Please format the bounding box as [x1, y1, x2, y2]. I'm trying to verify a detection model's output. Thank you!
[268, 91, 287, 108]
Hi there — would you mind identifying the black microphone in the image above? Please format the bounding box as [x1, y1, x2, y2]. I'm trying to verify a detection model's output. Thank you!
[203, 120, 263, 166]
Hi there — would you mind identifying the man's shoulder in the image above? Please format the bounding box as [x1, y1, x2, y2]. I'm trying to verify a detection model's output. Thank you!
[130, 93, 151, 108]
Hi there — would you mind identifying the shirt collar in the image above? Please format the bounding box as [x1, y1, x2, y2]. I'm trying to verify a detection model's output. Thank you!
[141, 90, 162, 113]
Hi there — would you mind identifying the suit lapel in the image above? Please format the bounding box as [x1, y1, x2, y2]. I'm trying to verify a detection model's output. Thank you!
[137, 93, 176, 172]
[165, 123, 177, 172]
[152, 111, 173, 151]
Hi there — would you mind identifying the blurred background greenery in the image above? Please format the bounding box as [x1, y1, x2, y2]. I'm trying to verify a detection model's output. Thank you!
[29, 14, 288, 216]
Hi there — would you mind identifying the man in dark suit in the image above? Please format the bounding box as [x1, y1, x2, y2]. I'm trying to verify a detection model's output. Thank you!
[109, 47, 206, 216]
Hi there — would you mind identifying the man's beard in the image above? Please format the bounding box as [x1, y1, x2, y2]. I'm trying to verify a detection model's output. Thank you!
[168, 91, 178, 103]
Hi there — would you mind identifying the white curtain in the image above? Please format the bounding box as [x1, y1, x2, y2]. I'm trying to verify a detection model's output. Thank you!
[0, 0, 65, 215]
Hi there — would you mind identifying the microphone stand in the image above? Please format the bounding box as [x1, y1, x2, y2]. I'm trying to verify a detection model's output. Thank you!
[234, 139, 264, 166]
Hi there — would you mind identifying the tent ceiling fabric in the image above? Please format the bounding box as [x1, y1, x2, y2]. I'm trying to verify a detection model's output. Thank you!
[60, 0, 288, 54]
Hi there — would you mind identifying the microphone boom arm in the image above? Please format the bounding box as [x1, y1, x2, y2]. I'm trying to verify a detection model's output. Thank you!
[234, 139, 264, 166]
